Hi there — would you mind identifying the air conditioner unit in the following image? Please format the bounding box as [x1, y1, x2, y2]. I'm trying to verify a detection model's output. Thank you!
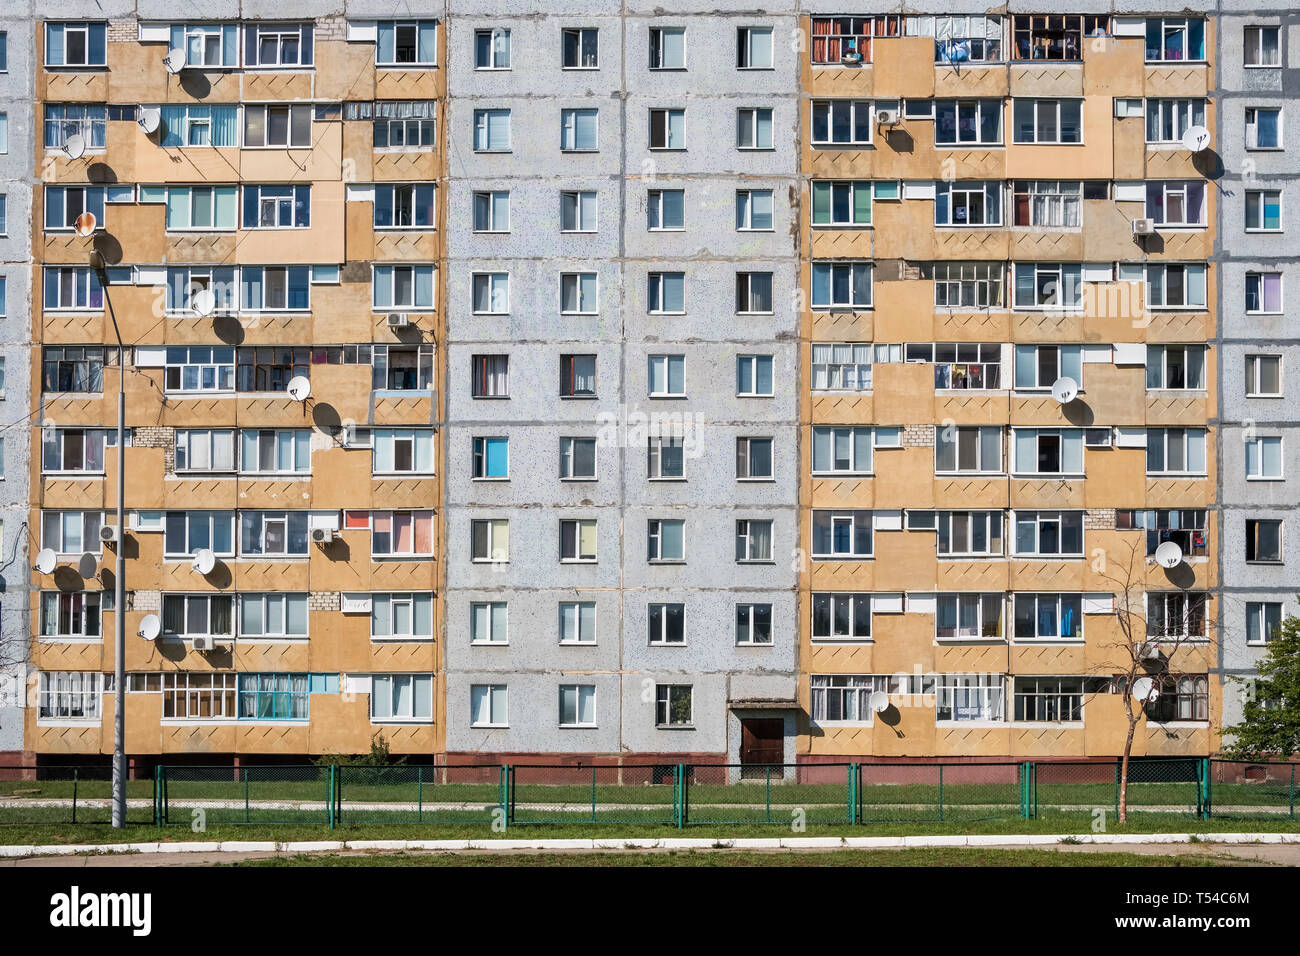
[386, 313, 410, 328]
[192, 635, 215, 652]
[311, 527, 336, 545]
[1132, 218, 1156, 236]
[99, 525, 120, 544]
[875, 108, 901, 127]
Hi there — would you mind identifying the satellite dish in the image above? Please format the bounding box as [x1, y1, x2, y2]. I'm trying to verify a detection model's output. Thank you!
[1131, 677, 1158, 702]
[1154, 541, 1184, 569]
[138, 614, 162, 641]
[1050, 376, 1079, 405]
[61, 134, 86, 160]
[869, 691, 890, 714]
[191, 289, 217, 317]
[73, 211, 97, 237]
[138, 107, 161, 134]
[192, 548, 217, 575]
[77, 552, 99, 580]
[286, 376, 312, 402]
[1181, 125, 1211, 153]
[163, 49, 186, 74]
[33, 548, 57, 575]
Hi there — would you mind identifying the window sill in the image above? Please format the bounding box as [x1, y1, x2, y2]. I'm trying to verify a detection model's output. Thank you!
[1146, 473, 1208, 479]
[1010, 639, 1085, 646]
[372, 554, 435, 561]
[558, 724, 599, 730]
[472, 476, 510, 482]
[371, 636, 434, 644]
[470, 723, 509, 729]
[371, 718, 434, 726]
[559, 476, 598, 482]
[737, 393, 775, 399]
[38, 719, 103, 727]
[558, 641, 597, 647]
[936, 720, 1005, 728]
[654, 724, 695, 730]
[811, 638, 873, 646]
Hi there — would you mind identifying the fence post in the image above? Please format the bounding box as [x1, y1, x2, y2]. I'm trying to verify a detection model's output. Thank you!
[1113, 760, 1120, 820]
[417, 765, 424, 825]
[328, 765, 335, 829]
[679, 764, 689, 827]
[849, 763, 858, 825]
[502, 764, 511, 828]
[243, 768, 250, 825]
[1199, 758, 1209, 820]
[938, 764, 944, 823]
[591, 765, 597, 823]
[153, 765, 161, 827]
[72, 768, 79, 825]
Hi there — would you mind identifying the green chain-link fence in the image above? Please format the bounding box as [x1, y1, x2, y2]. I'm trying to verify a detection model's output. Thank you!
[334, 764, 505, 826]
[1205, 759, 1298, 820]
[160, 765, 331, 826]
[508, 764, 679, 825]
[683, 763, 854, 825]
[0, 765, 154, 826]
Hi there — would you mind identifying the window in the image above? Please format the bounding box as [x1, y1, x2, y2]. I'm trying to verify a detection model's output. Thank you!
[935, 426, 1002, 474]
[938, 512, 1004, 557]
[472, 272, 509, 314]
[41, 428, 106, 473]
[560, 109, 598, 151]
[735, 272, 773, 314]
[1145, 17, 1205, 63]
[932, 15, 1004, 63]
[43, 346, 104, 393]
[736, 190, 774, 230]
[1013, 429, 1085, 476]
[164, 266, 237, 315]
[935, 182, 1001, 227]
[243, 104, 312, 148]
[811, 343, 874, 390]
[0, 194, 5, 234]
[44, 186, 105, 233]
[812, 511, 873, 559]
[1146, 99, 1206, 144]
[1145, 675, 1208, 723]
[241, 266, 311, 311]
[811, 261, 872, 309]
[154, 673, 237, 720]
[159, 186, 239, 231]
[175, 429, 236, 473]
[1245, 189, 1282, 231]
[812, 594, 871, 641]
[736, 604, 773, 645]
[41, 511, 102, 555]
[648, 189, 684, 230]
[473, 109, 511, 151]
[37, 672, 101, 720]
[1013, 263, 1082, 309]
[654, 684, 692, 726]
[1014, 593, 1082, 640]
[1013, 511, 1083, 557]
[812, 427, 874, 475]
[647, 519, 685, 562]
[239, 593, 309, 640]
[1246, 108, 1282, 149]
[1245, 602, 1284, 644]
[917, 342, 1001, 389]
[811, 181, 873, 226]
[933, 262, 1005, 308]
[934, 100, 1002, 145]
[371, 674, 433, 722]
[471, 685, 508, 726]
[1014, 677, 1084, 722]
[39, 592, 101, 641]
[0, 113, 6, 153]
[648, 355, 685, 397]
[562, 27, 598, 69]
[162, 593, 233, 639]
[471, 519, 509, 562]
[372, 429, 434, 475]
[1245, 355, 1282, 397]
[1246, 436, 1284, 480]
[376, 20, 437, 66]
[737, 26, 773, 68]
[1148, 591, 1208, 641]
[373, 264, 436, 310]
[1013, 99, 1082, 144]
[811, 100, 872, 145]
[165, 346, 235, 393]
[475, 29, 510, 69]
[1012, 14, 1108, 60]
[1145, 428, 1208, 476]
[243, 23, 314, 68]
[371, 511, 435, 557]
[559, 602, 596, 643]
[647, 435, 684, 480]
[472, 355, 509, 398]
[811, 675, 912, 722]
[559, 685, 597, 727]
[560, 191, 597, 233]
[560, 437, 597, 480]
[560, 273, 598, 314]
[44, 22, 107, 68]
[1119, 262, 1207, 309]
[936, 593, 1004, 639]
[43, 267, 103, 311]
[649, 109, 685, 149]
[559, 520, 598, 564]
[243, 185, 310, 229]
[809, 18, 873, 65]
[1116, 509, 1209, 558]
[473, 436, 509, 479]
[736, 108, 774, 149]
[469, 602, 508, 644]
[155, 103, 237, 148]
[1244, 25, 1280, 67]
[374, 184, 436, 229]
[736, 438, 774, 480]
[560, 355, 596, 397]
[735, 519, 773, 562]
[473, 191, 509, 232]
[647, 272, 685, 314]
[648, 604, 685, 644]
[240, 511, 310, 557]
[1245, 272, 1283, 314]
[649, 27, 685, 70]
[1146, 181, 1205, 227]
[239, 674, 309, 720]
[736, 355, 773, 397]
[236, 347, 310, 393]
[366, 100, 436, 149]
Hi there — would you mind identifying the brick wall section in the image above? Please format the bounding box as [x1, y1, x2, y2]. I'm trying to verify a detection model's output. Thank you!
[133, 590, 160, 612]
[902, 425, 934, 447]
[133, 425, 175, 474]
[1085, 509, 1115, 530]
[317, 17, 347, 41]
[108, 20, 136, 43]
[310, 592, 340, 611]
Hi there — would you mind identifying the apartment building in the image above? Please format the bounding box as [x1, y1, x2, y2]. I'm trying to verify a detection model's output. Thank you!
[1215, 10, 1297, 733]
[442, 3, 802, 765]
[0, 14, 33, 763]
[28, 7, 445, 769]
[798, 8, 1222, 763]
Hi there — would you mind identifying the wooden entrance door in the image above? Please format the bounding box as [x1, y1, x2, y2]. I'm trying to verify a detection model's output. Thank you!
[739, 718, 784, 777]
